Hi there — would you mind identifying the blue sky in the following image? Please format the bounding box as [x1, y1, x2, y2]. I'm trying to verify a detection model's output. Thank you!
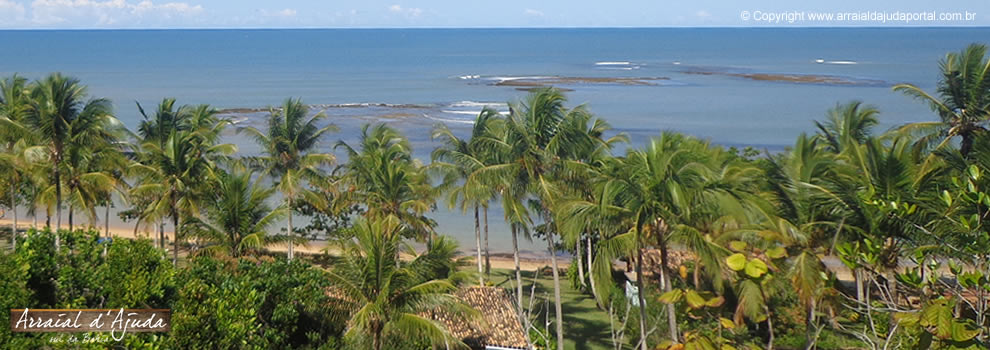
[0, 0, 987, 29]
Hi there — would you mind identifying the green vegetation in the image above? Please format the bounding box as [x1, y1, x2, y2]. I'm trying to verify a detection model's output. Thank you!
[3, 43, 990, 349]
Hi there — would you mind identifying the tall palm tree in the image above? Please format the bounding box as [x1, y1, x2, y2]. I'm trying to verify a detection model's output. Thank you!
[59, 135, 125, 231]
[136, 97, 184, 143]
[186, 165, 285, 257]
[555, 155, 638, 330]
[610, 132, 714, 345]
[133, 98, 185, 247]
[241, 98, 336, 260]
[0, 75, 30, 244]
[470, 88, 602, 350]
[894, 43, 990, 156]
[326, 215, 473, 350]
[0, 139, 38, 244]
[336, 123, 436, 241]
[431, 108, 503, 285]
[22, 73, 116, 251]
[551, 108, 627, 300]
[133, 99, 226, 248]
[746, 134, 841, 349]
[131, 120, 235, 264]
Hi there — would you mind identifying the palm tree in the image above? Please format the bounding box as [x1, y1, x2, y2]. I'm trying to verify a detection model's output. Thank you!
[555, 155, 639, 334]
[133, 98, 184, 247]
[59, 135, 125, 231]
[608, 132, 715, 346]
[431, 108, 503, 285]
[136, 98, 184, 143]
[551, 108, 627, 301]
[326, 215, 473, 350]
[186, 165, 285, 257]
[470, 88, 604, 350]
[894, 43, 990, 156]
[815, 101, 880, 154]
[336, 124, 436, 241]
[0, 139, 37, 244]
[241, 98, 336, 260]
[747, 134, 840, 349]
[22, 73, 116, 251]
[0, 75, 30, 244]
[133, 99, 225, 248]
[131, 119, 235, 264]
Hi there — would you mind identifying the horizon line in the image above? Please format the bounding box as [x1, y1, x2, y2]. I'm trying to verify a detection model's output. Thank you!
[1, 25, 989, 31]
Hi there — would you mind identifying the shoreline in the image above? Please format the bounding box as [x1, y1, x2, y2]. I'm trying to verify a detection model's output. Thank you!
[0, 218, 567, 271]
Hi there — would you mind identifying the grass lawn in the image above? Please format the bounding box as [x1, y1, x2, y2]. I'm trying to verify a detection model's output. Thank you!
[484, 267, 617, 350]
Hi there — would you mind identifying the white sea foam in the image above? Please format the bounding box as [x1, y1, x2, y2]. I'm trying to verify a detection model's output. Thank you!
[423, 113, 475, 125]
[318, 102, 432, 109]
[814, 59, 856, 65]
[228, 116, 249, 125]
[450, 101, 507, 108]
[458, 75, 481, 80]
[442, 110, 508, 116]
[488, 76, 553, 82]
[442, 110, 485, 115]
[595, 61, 631, 65]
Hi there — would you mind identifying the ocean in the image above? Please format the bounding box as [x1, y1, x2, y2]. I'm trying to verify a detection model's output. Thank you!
[1, 27, 988, 255]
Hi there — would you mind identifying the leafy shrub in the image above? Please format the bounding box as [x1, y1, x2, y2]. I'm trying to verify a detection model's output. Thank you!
[168, 256, 341, 349]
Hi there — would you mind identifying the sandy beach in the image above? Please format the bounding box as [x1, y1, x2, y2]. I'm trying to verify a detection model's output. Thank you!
[0, 218, 564, 271]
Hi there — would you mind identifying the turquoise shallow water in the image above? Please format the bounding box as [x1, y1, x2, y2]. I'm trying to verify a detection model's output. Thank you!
[1, 27, 987, 255]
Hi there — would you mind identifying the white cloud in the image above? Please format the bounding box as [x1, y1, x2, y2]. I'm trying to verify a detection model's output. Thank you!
[29, 0, 203, 27]
[0, 0, 26, 22]
[695, 10, 711, 18]
[387, 4, 421, 17]
[523, 8, 543, 17]
[260, 8, 295, 18]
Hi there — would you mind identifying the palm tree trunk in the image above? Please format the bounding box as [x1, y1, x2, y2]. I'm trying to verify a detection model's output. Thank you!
[474, 205, 483, 286]
[104, 204, 110, 239]
[484, 206, 490, 276]
[512, 224, 524, 314]
[855, 268, 864, 304]
[659, 237, 678, 343]
[635, 242, 649, 350]
[804, 298, 816, 350]
[766, 306, 775, 350]
[886, 270, 898, 333]
[576, 233, 586, 287]
[172, 214, 179, 265]
[10, 184, 17, 248]
[587, 235, 600, 303]
[962, 132, 975, 157]
[287, 196, 294, 260]
[32, 197, 37, 229]
[693, 262, 701, 290]
[160, 221, 165, 250]
[548, 232, 564, 350]
[68, 206, 73, 231]
[54, 166, 61, 252]
[373, 328, 382, 350]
